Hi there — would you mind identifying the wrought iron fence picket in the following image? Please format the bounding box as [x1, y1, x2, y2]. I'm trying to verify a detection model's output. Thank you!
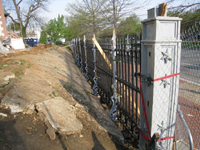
[83, 35, 89, 80]
[79, 37, 84, 73]
[92, 34, 98, 96]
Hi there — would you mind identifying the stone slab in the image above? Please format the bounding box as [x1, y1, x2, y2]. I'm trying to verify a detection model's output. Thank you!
[35, 97, 83, 135]
[0, 78, 18, 95]
[0, 71, 15, 87]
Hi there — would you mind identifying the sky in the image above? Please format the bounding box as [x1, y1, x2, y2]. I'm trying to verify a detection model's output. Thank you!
[4, 0, 195, 26]
[43, 0, 184, 22]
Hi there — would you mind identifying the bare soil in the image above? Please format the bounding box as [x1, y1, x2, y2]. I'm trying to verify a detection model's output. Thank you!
[0, 45, 135, 150]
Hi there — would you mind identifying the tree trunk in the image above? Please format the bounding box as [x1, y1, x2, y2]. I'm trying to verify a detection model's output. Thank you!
[22, 26, 26, 37]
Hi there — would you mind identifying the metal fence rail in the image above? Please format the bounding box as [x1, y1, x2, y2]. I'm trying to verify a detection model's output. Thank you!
[72, 34, 141, 141]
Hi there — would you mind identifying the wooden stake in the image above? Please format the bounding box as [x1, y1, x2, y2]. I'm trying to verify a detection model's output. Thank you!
[92, 37, 112, 70]
[159, 3, 167, 16]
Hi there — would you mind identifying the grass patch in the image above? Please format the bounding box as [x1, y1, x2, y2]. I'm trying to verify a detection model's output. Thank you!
[84, 90, 92, 101]
[19, 59, 26, 65]
[0, 63, 5, 68]
[0, 138, 3, 142]
[17, 76, 22, 80]
[0, 63, 8, 69]
[52, 90, 59, 97]
[63, 84, 87, 100]
[0, 84, 7, 88]
[73, 89, 80, 95]
[0, 59, 29, 81]
[32, 126, 37, 130]
[64, 85, 73, 92]
[84, 90, 90, 95]
[0, 79, 12, 88]
[128, 146, 134, 150]
[15, 71, 21, 77]
[11, 59, 15, 62]
[27, 63, 32, 68]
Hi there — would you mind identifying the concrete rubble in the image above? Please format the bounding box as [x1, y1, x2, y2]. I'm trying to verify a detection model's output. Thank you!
[35, 97, 83, 140]
[0, 72, 16, 87]
[0, 112, 7, 117]
[10, 38, 25, 49]
[0, 41, 9, 53]
[0, 71, 17, 105]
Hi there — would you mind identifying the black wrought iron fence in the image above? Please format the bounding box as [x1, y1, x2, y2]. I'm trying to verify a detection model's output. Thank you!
[71, 34, 141, 141]
[115, 36, 141, 140]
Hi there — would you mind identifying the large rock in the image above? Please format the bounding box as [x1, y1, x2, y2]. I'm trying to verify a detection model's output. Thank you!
[0, 71, 15, 87]
[35, 97, 83, 136]
[0, 78, 18, 95]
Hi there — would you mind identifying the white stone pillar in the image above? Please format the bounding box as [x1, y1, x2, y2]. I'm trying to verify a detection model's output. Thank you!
[139, 7, 182, 149]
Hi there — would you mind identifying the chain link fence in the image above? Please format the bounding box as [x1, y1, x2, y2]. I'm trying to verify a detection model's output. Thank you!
[139, 40, 181, 149]
[175, 22, 200, 150]
[153, 45, 180, 150]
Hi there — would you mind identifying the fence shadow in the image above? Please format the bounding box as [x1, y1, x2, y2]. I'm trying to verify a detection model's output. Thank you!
[59, 49, 128, 150]
[92, 131, 106, 150]
[0, 118, 27, 150]
[179, 88, 200, 94]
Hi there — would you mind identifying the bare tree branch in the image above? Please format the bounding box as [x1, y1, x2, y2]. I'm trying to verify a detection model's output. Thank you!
[17, 0, 23, 6]
[9, 15, 19, 25]
[168, 1, 200, 12]
[7, 0, 49, 37]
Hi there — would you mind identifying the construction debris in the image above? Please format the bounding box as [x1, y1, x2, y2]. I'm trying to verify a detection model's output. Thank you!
[35, 97, 83, 139]
[10, 38, 25, 49]
[0, 41, 9, 53]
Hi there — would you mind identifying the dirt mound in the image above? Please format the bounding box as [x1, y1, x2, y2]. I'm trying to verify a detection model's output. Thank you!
[0, 46, 131, 150]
